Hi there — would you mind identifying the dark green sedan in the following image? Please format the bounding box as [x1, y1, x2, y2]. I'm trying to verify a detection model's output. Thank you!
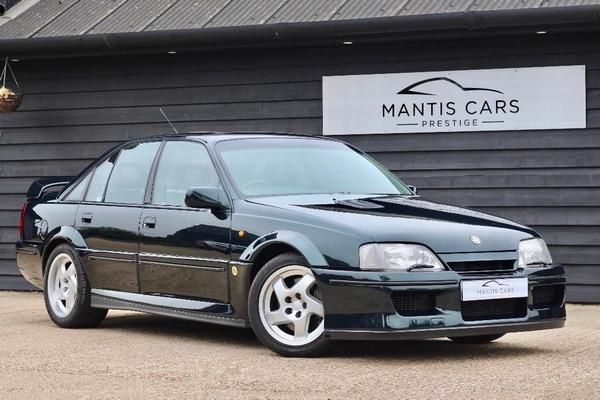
[16, 134, 566, 356]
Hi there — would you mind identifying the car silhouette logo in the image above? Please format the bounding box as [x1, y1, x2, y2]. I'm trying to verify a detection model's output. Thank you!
[470, 235, 481, 245]
[397, 77, 504, 96]
[481, 280, 509, 288]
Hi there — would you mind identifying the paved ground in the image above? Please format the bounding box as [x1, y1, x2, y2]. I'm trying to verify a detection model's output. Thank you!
[0, 292, 598, 400]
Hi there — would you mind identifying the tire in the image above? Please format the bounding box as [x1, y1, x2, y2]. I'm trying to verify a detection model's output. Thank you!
[43, 244, 108, 328]
[449, 334, 505, 344]
[248, 252, 332, 357]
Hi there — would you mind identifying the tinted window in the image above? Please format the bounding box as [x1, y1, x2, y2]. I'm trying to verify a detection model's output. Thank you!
[104, 142, 160, 204]
[64, 172, 91, 201]
[85, 157, 116, 202]
[216, 138, 411, 197]
[152, 141, 220, 206]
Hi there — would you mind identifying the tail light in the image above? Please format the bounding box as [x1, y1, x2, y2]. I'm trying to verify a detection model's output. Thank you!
[19, 201, 28, 240]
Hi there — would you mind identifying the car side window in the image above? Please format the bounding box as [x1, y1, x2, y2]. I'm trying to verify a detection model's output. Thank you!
[64, 172, 91, 201]
[152, 141, 220, 207]
[104, 142, 161, 204]
[84, 156, 116, 202]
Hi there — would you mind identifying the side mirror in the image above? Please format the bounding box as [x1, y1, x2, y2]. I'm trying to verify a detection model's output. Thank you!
[407, 185, 417, 195]
[185, 187, 229, 210]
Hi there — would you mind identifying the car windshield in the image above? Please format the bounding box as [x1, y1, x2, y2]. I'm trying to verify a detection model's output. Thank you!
[216, 138, 412, 197]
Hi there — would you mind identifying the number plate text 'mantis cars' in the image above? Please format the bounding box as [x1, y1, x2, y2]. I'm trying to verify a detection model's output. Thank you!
[16, 134, 566, 356]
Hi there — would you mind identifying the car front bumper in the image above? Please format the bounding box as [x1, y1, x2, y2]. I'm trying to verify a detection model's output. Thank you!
[313, 265, 566, 340]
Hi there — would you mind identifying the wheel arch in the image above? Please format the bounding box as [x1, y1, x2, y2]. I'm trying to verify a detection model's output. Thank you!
[42, 226, 87, 272]
[240, 231, 328, 280]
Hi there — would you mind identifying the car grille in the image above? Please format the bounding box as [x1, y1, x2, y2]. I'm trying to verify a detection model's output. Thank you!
[461, 298, 527, 321]
[532, 285, 564, 308]
[448, 260, 515, 273]
[391, 291, 437, 316]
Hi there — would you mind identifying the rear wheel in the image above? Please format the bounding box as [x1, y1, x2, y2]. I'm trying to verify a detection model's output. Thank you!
[248, 253, 331, 357]
[44, 244, 107, 328]
[449, 334, 505, 344]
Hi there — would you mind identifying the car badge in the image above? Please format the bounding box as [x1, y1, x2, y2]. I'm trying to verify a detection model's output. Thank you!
[470, 235, 481, 246]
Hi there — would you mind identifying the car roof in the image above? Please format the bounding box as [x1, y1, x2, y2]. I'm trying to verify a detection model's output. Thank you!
[132, 132, 340, 145]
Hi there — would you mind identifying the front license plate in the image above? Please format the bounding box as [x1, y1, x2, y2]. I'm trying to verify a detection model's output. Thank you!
[461, 278, 528, 301]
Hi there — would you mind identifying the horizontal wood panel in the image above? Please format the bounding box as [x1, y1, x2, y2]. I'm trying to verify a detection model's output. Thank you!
[0, 195, 28, 211]
[398, 167, 600, 178]
[0, 228, 18, 243]
[0, 178, 38, 195]
[0, 142, 120, 161]
[19, 81, 322, 111]
[530, 226, 600, 246]
[0, 119, 322, 145]
[373, 148, 600, 171]
[0, 159, 97, 178]
[0, 100, 322, 129]
[0, 260, 19, 275]
[473, 207, 600, 226]
[563, 265, 600, 285]
[14, 51, 600, 94]
[565, 284, 600, 303]
[0, 275, 38, 291]
[419, 188, 600, 207]
[0, 244, 16, 260]
[343, 130, 600, 153]
[0, 211, 18, 226]
[546, 246, 598, 266]
[400, 171, 600, 189]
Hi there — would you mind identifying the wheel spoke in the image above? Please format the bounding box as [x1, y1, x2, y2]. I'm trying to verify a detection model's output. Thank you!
[272, 278, 289, 304]
[59, 261, 67, 277]
[54, 273, 63, 297]
[65, 263, 77, 281]
[304, 295, 324, 318]
[293, 315, 310, 339]
[66, 292, 75, 311]
[55, 297, 66, 312]
[292, 274, 315, 296]
[268, 308, 289, 326]
[68, 281, 77, 297]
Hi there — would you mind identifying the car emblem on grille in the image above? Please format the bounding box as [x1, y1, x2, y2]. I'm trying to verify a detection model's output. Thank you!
[470, 235, 481, 245]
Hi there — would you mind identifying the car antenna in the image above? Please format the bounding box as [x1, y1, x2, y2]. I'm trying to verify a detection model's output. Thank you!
[160, 108, 179, 134]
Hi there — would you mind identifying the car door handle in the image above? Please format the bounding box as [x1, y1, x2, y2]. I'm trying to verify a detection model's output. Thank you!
[81, 213, 93, 224]
[143, 216, 156, 229]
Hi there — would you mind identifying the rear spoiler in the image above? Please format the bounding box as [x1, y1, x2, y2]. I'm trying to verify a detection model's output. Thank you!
[26, 176, 74, 200]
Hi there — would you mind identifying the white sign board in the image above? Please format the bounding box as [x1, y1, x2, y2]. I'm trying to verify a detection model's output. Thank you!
[461, 278, 529, 302]
[323, 66, 586, 135]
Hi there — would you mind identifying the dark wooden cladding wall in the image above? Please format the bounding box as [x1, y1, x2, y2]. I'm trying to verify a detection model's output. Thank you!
[0, 32, 598, 301]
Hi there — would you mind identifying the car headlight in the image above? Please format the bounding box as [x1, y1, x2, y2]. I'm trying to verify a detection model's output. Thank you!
[518, 238, 552, 267]
[359, 243, 445, 271]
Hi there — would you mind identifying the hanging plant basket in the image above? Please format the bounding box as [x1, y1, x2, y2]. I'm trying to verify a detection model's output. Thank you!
[0, 57, 22, 113]
[0, 86, 23, 113]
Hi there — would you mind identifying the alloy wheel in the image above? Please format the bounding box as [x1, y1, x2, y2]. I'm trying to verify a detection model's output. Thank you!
[258, 265, 324, 346]
[47, 253, 78, 318]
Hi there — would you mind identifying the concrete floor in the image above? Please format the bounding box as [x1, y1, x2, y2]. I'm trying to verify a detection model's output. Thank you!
[0, 291, 598, 399]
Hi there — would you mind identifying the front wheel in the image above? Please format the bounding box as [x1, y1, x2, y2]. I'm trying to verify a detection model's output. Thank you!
[248, 253, 332, 357]
[44, 244, 107, 328]
[449, 334, 505, 344]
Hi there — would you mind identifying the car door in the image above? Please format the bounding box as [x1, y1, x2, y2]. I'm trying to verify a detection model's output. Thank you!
[76, 141, 161, 293]
[138, 140, 231, 302]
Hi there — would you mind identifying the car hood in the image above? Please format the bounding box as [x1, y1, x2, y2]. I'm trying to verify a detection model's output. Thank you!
[247, 194, 537, 254]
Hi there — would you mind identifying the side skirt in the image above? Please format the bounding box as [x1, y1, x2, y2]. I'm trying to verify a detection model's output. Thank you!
[91, 289, 249, 328]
